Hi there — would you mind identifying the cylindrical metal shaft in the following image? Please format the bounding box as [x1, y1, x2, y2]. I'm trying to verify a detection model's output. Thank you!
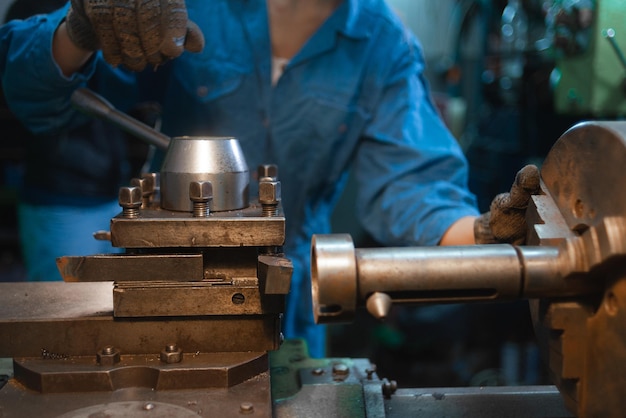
[71, 88, 171, 150]
[311, 234, 593, 324]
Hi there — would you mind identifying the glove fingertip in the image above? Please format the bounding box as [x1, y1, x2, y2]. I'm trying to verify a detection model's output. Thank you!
[184, 20, 205, 53]
[160, 32, 185, 58]
[517, 164, 541, 192]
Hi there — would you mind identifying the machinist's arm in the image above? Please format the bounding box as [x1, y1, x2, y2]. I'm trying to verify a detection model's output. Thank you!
[441, 165, 540, 246]
[440, 215, 477, 245]
[52, 21, 92, 77]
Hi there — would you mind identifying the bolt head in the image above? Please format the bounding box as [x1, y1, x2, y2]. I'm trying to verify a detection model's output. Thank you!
[189, 181, 213, 202]
[259, 180, 281, 204]
[118, 186, 142, 208]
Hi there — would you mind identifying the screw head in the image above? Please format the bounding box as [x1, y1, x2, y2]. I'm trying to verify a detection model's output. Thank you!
[332, 363, 349, 376]
[189, 181, 213, 203]
[240, 402, 254, 414]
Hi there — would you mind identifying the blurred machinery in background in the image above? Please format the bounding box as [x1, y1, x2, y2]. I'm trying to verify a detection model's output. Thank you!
[548, 0, 626, 116]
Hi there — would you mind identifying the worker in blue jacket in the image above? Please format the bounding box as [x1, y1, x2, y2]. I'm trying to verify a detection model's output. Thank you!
[0, 0, 537, 357]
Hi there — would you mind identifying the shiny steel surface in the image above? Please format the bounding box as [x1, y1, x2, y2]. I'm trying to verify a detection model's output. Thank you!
[160, 136, 249, 212]
[312, 235, 595, 324]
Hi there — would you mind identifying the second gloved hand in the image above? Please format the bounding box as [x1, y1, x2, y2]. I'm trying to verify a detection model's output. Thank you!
[66, 0, 205, 71]
[474, 165, 541, 245]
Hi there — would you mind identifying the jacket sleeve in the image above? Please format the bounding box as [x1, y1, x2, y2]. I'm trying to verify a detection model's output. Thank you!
[354, 29, 479, 246]
[0, 6, 104, 136]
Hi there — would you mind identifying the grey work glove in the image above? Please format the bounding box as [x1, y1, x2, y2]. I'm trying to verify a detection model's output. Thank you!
[66, 0, 205, 71]
[474, 165, 541, 245]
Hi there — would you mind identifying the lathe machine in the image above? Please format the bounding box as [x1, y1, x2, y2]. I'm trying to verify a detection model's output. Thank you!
[0, 90, 624, 416]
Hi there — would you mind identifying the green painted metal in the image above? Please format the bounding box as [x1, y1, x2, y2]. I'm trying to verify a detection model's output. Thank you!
[555, 0, 626, 116]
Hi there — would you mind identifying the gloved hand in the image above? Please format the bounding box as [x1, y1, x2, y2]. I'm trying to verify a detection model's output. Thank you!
[66, 0, 205, 71]
[474, 165, 541, 245]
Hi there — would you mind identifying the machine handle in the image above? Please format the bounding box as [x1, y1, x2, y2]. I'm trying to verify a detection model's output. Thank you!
[603, 28, 626, 71]
[71, 87, 171, 151]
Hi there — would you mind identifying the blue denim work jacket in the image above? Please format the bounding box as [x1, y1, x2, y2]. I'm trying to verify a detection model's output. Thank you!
[0, 0, 479, 356]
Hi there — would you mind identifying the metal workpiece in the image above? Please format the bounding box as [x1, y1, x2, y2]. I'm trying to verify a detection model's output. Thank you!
[160, 136, 249, 212]
[311, 234, 598, 324]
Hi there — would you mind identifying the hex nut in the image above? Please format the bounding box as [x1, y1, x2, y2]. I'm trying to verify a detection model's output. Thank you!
[160, 345, 183, 364]
[97, 346, 121, 366]
[259, 180, 281, 204]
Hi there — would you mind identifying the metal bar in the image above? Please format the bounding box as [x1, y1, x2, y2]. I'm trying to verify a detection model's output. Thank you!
[57, 253, 204, 282]
[71, 88, 171, 150]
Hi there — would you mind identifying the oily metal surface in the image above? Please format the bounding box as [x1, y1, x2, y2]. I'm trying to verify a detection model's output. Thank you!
[384, 386, 572, 418]
[0, 371, 272, 418]
[109, 206, 285, 248]
[113, 279, 285, 317]
[58, 254, 204, 282]
[0, 283, 280, 357]
[13, 352, 268, 392]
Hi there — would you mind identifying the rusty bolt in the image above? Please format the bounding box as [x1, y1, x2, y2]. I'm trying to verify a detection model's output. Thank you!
[333, 363, 349, 376]
[189, 181, 213, 217]
[259, 180, 281, 204]
[258, 164, 278, 181]
[118, 186, 142, 218]
[366, 365, 377, 380]
[97, 346, 120, 366]
[160, 343, 183, 364]
[259, 179, 281, 217]
[312, 368, 325, 376]
[131, 175, 156, 208]
[382, 378, 398, 398]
